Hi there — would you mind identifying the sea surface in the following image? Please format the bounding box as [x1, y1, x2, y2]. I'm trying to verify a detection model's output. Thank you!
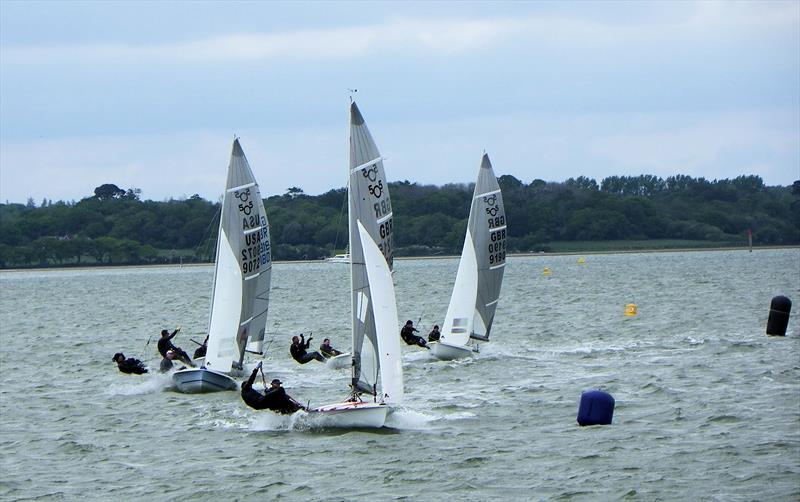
[1, 249, 798, 501]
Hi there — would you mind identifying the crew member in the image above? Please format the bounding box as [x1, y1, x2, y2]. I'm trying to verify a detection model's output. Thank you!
[157, 327, 195, 367]
[319, 338, 343, 358]
[160, 350, 177, 373]
[241, 363, 304, 414]
[290, 334, 325, 364]
[112, 352, 148, 374]
[400, 320, 428, 348]
[427, 325, 441, 342]
[193, 335, 208, 359]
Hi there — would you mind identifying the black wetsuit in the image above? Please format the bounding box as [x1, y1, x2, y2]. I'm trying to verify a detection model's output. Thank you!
[428, 329, 441, 342]
[241, 369, 270, 410]
[159, 358, 174, 373]
[117, 357, 148, 374]
[193, 344, 207, 359]
[320, 343, 342, 358]
[290, 335, 325, 364]
[264, 386, 303, 415]
[157, 330, 193, 365]
[401, 325, 427, 348]
[241, 369, 302, 414]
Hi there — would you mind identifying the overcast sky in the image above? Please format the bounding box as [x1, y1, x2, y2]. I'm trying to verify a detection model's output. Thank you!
[1, 0, 798, 204]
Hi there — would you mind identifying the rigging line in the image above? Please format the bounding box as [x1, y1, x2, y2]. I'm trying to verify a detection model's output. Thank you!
[262, 328, 279, 355]
[194, 203, 222, 262]
[331, 188, 347, 254]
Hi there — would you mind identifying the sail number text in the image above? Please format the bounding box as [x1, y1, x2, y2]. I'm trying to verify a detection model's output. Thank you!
[488, 218, 506, 265]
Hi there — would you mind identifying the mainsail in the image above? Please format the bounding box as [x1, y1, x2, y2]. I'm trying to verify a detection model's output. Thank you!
[348, 101, 395, 396]
[205, 139, 272, 373]
[441, 153, 506, 346]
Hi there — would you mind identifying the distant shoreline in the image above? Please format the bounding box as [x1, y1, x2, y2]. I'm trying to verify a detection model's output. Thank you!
[1, 245, 797, 273]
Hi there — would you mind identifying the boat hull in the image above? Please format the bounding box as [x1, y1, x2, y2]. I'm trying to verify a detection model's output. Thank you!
[172, 368, 238, 393]
[325, 254, 350, 263]
[325, 353, 351, 370]
[429, 341, 475, 360]
[309, 401, 387, 428]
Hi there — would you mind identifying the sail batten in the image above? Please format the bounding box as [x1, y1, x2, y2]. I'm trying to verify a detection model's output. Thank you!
[243, 225, 268, 235]
[227, 182, 256, 192]
[351, 156, 385, 173]
[475, 188, 501, 199]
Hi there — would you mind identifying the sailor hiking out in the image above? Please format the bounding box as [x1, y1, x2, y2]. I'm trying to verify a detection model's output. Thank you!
[290, 333, 325, 364]
[319, 338, 343, 358]
[400, 320, 428, 348]
[112, 353, 148, 374]
[241, 362, 305, 414]
[157, 327, 195, 367]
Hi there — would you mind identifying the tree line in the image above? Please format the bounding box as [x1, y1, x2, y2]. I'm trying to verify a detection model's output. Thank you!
[1, 175, 798, 269]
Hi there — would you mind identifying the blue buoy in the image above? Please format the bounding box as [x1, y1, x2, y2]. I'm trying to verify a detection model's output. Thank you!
[577, 390, 615, 426]
[766, 295, 792, 336]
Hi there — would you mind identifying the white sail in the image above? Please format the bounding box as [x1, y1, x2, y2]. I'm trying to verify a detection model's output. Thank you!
[441, 229, 479, 347]
[441, 153, 506, 346]
[309, 101, 400, 425]
[348, 101, 394, 396]
[357, 220, 403, 405]
[205, 139, 272, 373]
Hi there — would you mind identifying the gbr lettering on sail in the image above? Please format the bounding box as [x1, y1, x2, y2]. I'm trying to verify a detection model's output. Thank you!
[363, 163, 393, 268]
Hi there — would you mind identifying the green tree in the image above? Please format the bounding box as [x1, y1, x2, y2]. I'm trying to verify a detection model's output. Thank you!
[94, 184, 126, 200]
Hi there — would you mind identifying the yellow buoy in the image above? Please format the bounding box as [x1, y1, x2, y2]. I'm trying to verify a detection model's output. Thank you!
[624, 303, 638, 316]
[577, 257, 586, 265]
[543, 267, 552, 276]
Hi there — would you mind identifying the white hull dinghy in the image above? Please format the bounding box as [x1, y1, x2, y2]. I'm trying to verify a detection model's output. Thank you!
[311, 101, 404, 428]
[173, 367, 238, 393]
[325, 352, 351, 370]
[308, 401, 387, 428]
[429, 340, 476, 360]
[173, 138, 273, 393]
[431, 153, 507, 361]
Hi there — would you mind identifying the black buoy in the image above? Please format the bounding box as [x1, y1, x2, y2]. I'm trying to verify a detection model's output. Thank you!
[766, 295, 792, 336]
[577, 389, 615, 426]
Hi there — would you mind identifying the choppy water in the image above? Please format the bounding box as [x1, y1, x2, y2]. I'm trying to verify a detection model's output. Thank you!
[1, 249, 798, 501]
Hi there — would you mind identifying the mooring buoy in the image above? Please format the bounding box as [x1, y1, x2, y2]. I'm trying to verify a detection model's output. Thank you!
[766, 295, 792, 336]
[577, 389, 615, 426]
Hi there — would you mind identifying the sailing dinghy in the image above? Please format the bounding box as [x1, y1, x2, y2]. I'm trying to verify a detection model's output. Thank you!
[173, 139, 272, 392]
[309, 102, 403, 427]
[430, 153, 507, 360]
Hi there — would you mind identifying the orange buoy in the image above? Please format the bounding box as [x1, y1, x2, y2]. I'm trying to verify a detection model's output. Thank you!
[624, 303, 637, 316]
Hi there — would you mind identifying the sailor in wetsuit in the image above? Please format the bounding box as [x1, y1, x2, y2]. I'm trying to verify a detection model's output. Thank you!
[319, 338, 343, 358]
[400, 320, 428, 348]
[427, 325, 441, 342]
[159, 350, 176, 373]
[240, 363, 304, 414]
[157, 328, 195, 367]
[290, 334, 325, 364]
[193, 335, 208, 359]
[112, 352, 148, 374]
